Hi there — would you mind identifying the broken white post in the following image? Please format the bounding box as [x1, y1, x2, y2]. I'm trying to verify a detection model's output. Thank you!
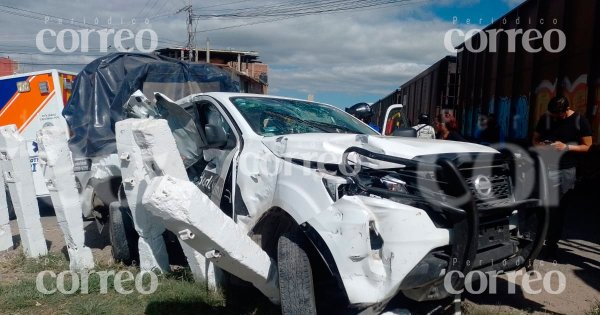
[143, 175, 280, 304]
[0, 163, 12, 251]
[115, 119, 170, 272]
[129, 119, 218, 287]
[37, 127, 94, 271]
[0, 125, 47, 257]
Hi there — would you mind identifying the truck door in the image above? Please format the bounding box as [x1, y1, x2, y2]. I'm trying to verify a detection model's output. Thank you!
[382, 104, 410, 136]
[185, 99, 240, 217]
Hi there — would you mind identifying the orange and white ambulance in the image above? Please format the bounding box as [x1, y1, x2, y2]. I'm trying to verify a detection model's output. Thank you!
[0, 69, 76, 196]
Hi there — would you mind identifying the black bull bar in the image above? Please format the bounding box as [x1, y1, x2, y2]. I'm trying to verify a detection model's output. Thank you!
[341, 147, 550, 292]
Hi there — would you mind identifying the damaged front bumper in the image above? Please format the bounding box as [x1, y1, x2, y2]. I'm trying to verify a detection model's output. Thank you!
[302, 147, 549, 307]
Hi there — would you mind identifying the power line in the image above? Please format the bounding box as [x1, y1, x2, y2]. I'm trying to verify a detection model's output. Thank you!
[192, 0, 414, 18]
[193, 0, 428, 33]
[197, 0, 254, 10]
[0, 4, 184, 46]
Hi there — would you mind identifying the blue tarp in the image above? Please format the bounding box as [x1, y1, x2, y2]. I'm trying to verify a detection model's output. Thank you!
[63, 52, 241, 158]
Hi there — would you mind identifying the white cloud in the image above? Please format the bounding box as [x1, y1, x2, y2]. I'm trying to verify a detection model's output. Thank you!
[0, 0, 470, 101]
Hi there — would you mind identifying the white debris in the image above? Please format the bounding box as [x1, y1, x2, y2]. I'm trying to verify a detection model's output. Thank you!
[0, 125, 47, 257]
[115, 119, 170, 272]
[130, 118, 218, 287]
[36, 126, 94, 271]
[142, 175, 280, 304]
[124, 90, 158, 119]
[0, 163, 12, 251]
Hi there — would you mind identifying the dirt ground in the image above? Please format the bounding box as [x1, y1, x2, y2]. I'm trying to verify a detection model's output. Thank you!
[1, 181, 599, 315]
[6, 216, 115, 267]
[464, 182, 600, 315]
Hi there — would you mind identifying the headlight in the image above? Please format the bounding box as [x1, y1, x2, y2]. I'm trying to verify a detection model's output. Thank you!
[380, 175, 408, 194]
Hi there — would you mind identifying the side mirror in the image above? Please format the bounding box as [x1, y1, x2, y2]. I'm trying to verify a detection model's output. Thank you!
[346, 103, 373, 120]
[392, 127, 417, 138]
[204, 124, 228, 148]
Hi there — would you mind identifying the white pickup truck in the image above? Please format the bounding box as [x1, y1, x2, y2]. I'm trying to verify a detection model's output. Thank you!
[77, 92, 549, 314]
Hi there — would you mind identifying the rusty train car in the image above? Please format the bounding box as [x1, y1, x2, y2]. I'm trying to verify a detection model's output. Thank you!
[371, 56, 458, 128]
[373, 0, 600, 144]
[456, 0, 600, 143]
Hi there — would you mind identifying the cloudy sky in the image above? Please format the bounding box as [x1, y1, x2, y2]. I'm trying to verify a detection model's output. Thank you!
[0, 0, 524, 108]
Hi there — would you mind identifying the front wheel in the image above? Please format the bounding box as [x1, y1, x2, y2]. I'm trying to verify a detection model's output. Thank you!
[277, 230, 318, 315]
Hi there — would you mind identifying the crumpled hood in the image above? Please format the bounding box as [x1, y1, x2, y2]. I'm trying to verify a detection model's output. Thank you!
[261, 133, 498, 165]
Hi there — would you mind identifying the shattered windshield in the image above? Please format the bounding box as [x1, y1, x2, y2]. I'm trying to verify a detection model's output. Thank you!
[230, 97, 378, 136]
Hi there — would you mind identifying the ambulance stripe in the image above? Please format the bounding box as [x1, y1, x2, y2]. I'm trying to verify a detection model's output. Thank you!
[0, 76, 35, 117]
[0, 76, 25, 108]
[19, 90, 55, 133]
[0, 74, 55, 132]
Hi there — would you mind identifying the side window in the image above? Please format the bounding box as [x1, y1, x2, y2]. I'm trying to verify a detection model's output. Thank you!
[187, 102, 238, 215]
[197, 103, 236, 147]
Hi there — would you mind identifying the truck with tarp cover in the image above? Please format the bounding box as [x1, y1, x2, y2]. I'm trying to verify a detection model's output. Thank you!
[62, 53, 241, 259]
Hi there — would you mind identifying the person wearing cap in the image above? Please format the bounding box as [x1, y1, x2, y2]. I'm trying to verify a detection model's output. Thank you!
[412, 113, 436, 139]
[532, 96, 592, 255]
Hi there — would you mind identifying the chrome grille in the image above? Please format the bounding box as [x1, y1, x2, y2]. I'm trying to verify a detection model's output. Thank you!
[465, 174, 514, 209]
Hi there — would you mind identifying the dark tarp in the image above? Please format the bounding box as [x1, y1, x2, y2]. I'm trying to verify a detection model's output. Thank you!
[63, 52, 240, 158]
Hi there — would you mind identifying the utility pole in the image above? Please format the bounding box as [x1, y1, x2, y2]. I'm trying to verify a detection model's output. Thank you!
[186, 0, 194, 52]
[177, 1, 194, 60]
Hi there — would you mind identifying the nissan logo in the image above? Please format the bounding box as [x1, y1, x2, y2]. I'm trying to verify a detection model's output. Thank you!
[473, 175, 493, 197]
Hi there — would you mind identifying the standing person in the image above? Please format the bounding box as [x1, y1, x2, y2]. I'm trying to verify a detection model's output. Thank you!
[413, 113, 436, 139]
[434, 113, 466, 142]
[532, 96, 592, 255]
[476, 113, 503, 145]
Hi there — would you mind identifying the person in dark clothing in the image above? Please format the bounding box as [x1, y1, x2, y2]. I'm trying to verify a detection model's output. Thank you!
[532, 96, 593, 255]
[476, 114, 503, 145]
[435, 113, 466, 142]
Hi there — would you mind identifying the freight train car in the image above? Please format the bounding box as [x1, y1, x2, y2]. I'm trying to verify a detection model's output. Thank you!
[371, 56, 458, 130]
[456, 0, 600, 143]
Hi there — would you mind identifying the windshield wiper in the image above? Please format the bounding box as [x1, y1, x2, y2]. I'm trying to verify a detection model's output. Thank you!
[303, 120, 357, 133]
[264, 111, 328, 132]
[264, 111, 355, 133]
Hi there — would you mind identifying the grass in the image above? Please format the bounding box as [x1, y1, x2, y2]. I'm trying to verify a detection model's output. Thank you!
[0, 251, 277, 315]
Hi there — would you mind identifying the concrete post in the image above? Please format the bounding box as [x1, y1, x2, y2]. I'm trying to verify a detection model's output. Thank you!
[143, 175, 280, 304]
[129, 119, 218, 287]
[37, 127, 94, 271]
[115, 119, 170, 272]
[0, 163, 12, 251]
[0, 125, 47, 257]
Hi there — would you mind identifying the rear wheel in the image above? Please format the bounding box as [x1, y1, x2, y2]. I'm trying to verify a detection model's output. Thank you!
[108, 201, 139, 264]
[277, 230, 318, 315]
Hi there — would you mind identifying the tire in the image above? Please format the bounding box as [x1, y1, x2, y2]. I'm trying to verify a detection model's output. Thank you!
[6, 191, 15, 220]
[108, 201, 139, 264]
[277, 230, 318, 315]
[163, 230, 187, 266]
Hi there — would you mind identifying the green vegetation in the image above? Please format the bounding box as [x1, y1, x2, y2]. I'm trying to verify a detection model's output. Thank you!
[0, 252, 278, 315]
